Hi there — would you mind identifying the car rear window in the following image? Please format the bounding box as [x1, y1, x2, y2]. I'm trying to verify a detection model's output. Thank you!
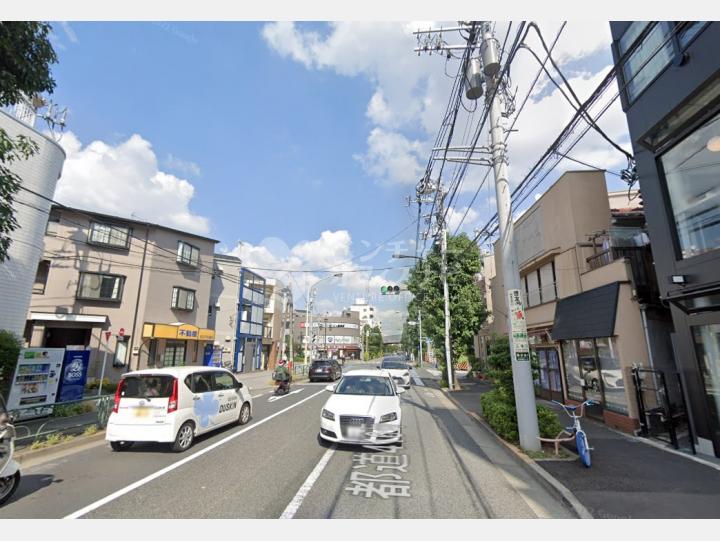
[121, 375, 175, 398]
[382, 361, 407, 370]
[312, 361, 331, 367]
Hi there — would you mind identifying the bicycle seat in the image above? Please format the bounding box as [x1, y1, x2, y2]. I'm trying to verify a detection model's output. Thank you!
[562, 404, 579, 411]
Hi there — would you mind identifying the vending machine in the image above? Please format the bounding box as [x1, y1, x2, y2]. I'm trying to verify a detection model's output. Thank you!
[6, 348, 65, 419]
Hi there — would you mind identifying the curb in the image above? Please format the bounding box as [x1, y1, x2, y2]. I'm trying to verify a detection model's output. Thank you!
[441, 389, 594, 519]
[15, 431, 107, 465]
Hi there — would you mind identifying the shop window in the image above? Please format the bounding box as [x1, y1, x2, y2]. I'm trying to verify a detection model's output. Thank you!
[172, 287, 196, 311]
[89, 222, 131, 249]
[691, 324, 720, 435]
[596, 337, 628, 414]
[562, 341, 584, 401]
[164, 341, 186, 367]
[77, 272, 124, 301]
[177, 241, 200, 267]
[660, 112, 720, 259]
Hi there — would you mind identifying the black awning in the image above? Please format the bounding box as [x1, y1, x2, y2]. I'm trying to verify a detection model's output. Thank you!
[550, 282, 620, 341]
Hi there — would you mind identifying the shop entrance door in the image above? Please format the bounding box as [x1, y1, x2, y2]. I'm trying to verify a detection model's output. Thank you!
[537, 348, 563, 402]
[163, 341, 186, 367]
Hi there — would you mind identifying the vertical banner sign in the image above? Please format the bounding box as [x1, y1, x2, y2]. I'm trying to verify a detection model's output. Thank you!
[57, 350, 91, 403]
[507, 289, 530, 362]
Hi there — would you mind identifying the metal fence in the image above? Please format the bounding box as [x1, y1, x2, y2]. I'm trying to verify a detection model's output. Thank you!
[10, 395, 114, 449]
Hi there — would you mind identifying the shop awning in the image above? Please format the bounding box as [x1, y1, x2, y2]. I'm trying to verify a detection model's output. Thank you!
[142, 322, 215, 341]
[29, 312, 108, 324]
[550, 282, 619, 341]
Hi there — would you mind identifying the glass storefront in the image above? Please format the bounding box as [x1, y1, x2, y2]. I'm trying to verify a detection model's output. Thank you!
[691, 324, 720, 439]
[561, 337, 629, 416]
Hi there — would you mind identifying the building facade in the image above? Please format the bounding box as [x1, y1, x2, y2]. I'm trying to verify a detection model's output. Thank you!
[261, 278, 292, 371]
[26, 205, 218, 381]
[476, 171, 672, 432]
[0, 107, 66, 337]
[609, 21, 720, 456]
[235, 268, 265, 372]
[350, 298, 379, 329]
[294, 309, 362, 361]
[208, 254, 243, 370]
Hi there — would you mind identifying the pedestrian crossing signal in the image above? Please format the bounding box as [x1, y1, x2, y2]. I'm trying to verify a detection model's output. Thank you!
[381, 285, 400, 295]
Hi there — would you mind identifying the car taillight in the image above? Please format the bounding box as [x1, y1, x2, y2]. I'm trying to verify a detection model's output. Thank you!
[167, 377, 179, 413]
[113, 379, 125, 413]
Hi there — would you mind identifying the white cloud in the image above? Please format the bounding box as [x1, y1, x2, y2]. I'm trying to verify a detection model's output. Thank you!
[164, 153, 202, 177]
[55, 132, 211, 235]
[447, 206, 479, 233]
[354, 128, 425, 185]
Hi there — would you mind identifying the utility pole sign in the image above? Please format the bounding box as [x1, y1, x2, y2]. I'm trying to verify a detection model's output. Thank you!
[508, 290, 530, 362]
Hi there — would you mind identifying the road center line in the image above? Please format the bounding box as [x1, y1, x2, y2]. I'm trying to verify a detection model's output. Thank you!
[279, 445, 336, 519]
[64, 388, 327, 519]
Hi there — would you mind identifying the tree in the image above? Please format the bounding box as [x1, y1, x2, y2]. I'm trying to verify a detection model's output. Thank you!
[0, 330, 22, 399]
[363, 324, 384, 360]
[0, 22, 58, 261]
[405, 233, 487, 386]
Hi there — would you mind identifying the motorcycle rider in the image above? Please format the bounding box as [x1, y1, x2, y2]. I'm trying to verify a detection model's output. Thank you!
[0, 394, 20, 506]
[273, 359, 291, 394]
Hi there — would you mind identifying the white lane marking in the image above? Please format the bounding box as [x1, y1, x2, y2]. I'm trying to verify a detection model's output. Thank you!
[410, 370, 425, 387]
[425, 368, 441, 377]
[251, 393, 265, 399]
[64, 388, 327, 519]
[279, 445, 336, 519]
[268, 388, 305, 402]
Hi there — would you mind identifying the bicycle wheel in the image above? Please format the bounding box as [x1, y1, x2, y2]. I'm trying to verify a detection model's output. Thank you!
[576, 430, 591, 468]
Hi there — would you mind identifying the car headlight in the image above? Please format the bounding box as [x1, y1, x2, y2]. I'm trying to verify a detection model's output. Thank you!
[379, 412, 397, 423]
[322, 409, 335, 421]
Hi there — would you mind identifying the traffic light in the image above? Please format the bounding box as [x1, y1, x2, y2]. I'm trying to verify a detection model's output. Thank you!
[381, 285, 400, 295]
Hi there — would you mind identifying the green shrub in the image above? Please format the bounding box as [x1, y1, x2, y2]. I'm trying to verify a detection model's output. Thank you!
[52, 402, 94, 417]
[480, 388, 519, 442]
[537, 404, 564, 439]
[0, 330, 22, 398]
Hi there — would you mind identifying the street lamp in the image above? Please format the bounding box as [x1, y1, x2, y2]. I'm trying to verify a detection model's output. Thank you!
[304, 273, 343, 366]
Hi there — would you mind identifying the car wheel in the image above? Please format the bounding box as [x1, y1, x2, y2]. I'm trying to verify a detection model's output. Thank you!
[171, 421, 195, 453]
[238, 402, 251, 425]
[110, 441, 133, 452]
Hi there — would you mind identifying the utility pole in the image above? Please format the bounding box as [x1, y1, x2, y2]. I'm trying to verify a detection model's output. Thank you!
[417, 310, 423, 367]
[439, 213, 455, 390]
[478, 21, 540, 451]
[413, 21, 539, 450]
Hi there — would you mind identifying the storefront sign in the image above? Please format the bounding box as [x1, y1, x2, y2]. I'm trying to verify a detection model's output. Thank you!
[508, 289, 530, 361]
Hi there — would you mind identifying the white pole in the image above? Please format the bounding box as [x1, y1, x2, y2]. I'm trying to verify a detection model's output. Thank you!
[304, 287, 311, 367]
[481, 21, 540, 451]
[418, 310, 423, 368]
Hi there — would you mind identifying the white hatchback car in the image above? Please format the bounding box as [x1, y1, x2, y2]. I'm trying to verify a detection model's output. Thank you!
[106, 366, 253, 452]
[377, 356, 412, 389]
[319, 369, 404, 446]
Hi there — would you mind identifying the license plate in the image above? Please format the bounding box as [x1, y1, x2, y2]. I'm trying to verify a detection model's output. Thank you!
[347, 426, 366, 439]
[134, 407, 150, 417]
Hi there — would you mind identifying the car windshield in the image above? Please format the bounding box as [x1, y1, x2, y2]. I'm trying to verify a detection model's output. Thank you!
[381, 361, 407, 370]
[335, 376, 394, 396]
[121, 375, 175, 398]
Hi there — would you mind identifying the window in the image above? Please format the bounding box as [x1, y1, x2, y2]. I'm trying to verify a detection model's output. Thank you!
[660, 112, 720, 259]
[596, 337, 628, 414]
[692, 324, 720, 435]
[192, 372, 213, 393]
[33, 260, 50, 294]
[177, 241, 200, 266]
[89, 222, 131, 248]
[619, 22, 674, 103]
[172, 287, 195, 310]
[540, 262, 557, 303]
[45, 209, 61, 234]
[114, 340, 128, 367]
[526, 270, 541, 307]
[212, 372, 236, 391]
[164, 341, 186, 367]
[562, 341, 584, 401]
[77, 273, 124, 301]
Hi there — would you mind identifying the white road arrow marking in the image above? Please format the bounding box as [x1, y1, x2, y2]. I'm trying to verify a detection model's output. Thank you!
[268, 388, 305, 402]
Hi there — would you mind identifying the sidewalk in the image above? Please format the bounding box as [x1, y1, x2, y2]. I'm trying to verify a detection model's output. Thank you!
[450, 377, 720, 519]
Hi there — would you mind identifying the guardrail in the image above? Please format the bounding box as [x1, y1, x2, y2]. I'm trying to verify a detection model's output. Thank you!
[9, 395, 114, 448]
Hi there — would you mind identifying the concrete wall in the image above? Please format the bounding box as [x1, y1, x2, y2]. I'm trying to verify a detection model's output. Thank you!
[0, 111, 65, 336]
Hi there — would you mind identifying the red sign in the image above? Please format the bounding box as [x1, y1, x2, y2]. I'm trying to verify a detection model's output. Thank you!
[104, 331, 112, 341]
[119, 328, 125, 337]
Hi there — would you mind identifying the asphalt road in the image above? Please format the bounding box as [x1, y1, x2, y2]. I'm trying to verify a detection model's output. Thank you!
[0, 362, 573, 519]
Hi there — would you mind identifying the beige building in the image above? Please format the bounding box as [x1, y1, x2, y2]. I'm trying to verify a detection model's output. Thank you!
[476, 171, 673, 433]
[26, 205, 218, 381]
[208, 254, 243, 370]
[261, 278, 292, 371]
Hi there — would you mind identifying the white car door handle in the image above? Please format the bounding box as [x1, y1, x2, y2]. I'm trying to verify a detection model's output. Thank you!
[217, 393, 225, 397]
[193, 396, 201, 401]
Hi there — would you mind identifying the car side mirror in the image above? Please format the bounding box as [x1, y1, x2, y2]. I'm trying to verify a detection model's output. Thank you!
[236, 381, 243, 389]
[325, 384, 336, 392]
[376, 364, 380, 369]
[396, 387, 406, 394]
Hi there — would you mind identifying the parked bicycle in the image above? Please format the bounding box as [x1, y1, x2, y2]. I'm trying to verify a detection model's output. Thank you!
[552, 399, 597, 468]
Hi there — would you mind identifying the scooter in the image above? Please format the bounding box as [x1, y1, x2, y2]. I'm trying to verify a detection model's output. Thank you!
[0, 394, 20, 506]
[273, 376, 291, 396]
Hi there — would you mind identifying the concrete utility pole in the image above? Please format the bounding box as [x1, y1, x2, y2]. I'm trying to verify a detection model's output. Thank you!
[303, 273, 343, 366]
[479, 21, 540, 451]
[418, 309, 423, 367]
[439, 220, 455, 390]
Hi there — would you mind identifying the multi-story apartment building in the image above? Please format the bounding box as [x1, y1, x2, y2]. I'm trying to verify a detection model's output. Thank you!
[477, 170, 673, 433]
[208, 254, 243, 370]
[350, 298, 379, 329]
[261, 278, 292, 371]
[294, 309, 362, 361]
[26, 205, 218, 381]
[0, 104, 66, 337]
[609, 21, 720, 456]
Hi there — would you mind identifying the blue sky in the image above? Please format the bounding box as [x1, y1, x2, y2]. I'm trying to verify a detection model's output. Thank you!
[46, 21, 629, 333]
